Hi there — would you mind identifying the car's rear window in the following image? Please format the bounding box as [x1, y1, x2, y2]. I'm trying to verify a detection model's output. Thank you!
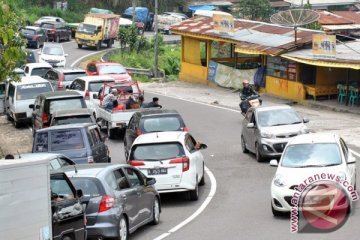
[51, 129, 85, 151]
[21, 28, 35, 35]
[99, 65, 127, 74]
[16, 83, 52, 100]
[34, 132, 49, 152]
[142, 115, 183, 133]
[70, 178, 102, 198]
[130, 142, 185, 161]
[53, 115, 93, 126]
[64, 72, 86, 82]
[89, 81, 114, 92]
[31, 67, 52, 77]
[48, 98, 86, 114]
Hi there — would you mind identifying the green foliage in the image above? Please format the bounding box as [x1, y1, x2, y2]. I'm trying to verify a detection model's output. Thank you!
[303, 3, 322, 30]
[118, 25, 138, 51]
[0, 0, 27, 82]
[237, 0, 274, 21]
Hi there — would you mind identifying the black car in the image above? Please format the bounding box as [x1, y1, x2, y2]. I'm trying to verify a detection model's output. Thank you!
[40, 21, 72, 43]
[124, 109, 187, 158]
[20, 26, 47, 49]
[43, 68, 87, 91]
[29, 91, 87, 131]
[33, 123, 110, 164]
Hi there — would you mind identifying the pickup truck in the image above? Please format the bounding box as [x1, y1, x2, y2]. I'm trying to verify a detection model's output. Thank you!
[92, 81, 144, 139]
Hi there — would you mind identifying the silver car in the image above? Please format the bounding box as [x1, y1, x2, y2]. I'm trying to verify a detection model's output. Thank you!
[63, 164, 161, 240]
[241, 105, 309, 162]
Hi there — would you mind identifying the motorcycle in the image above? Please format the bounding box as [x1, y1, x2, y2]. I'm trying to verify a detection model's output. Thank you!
[239, 94, 262, 116]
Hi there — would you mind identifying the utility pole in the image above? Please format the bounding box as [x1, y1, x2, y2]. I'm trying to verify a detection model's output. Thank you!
[132, 0, 137, 23]
[154, 0, 159, 78]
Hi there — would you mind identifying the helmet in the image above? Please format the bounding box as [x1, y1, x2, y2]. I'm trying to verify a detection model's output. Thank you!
[243, 80, 249, 85]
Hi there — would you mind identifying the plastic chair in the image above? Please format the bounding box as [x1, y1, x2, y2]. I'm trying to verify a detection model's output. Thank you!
[348, 86, 359, 107]
[337, 84, 347, 105]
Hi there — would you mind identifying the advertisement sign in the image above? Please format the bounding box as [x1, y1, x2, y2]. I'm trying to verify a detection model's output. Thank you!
[213, 14, 234, 35]
[312, 34, 336, 59]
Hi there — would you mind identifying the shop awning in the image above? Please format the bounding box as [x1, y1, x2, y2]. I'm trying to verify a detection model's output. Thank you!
[188, 5, 216, 11]
[281, 55, 360, 70]
[235, 46, 267, 55]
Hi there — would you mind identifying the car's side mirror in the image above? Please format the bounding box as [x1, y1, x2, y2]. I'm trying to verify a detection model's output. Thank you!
[269, 159, 278, 167]
[247, 123, 255, 128]
[65, 85, 70, 89]
[348, 155, 356, 164]
[93, 93, 98, 99]
[29, 104, 34, 109]
[146, 177, 156, 186]
[76, 189, 83, 198]
[199, 143, 207, 150]
[303, 118, 309, 123]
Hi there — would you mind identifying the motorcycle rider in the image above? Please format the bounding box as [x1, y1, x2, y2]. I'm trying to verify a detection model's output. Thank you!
[239, 79, 259, 114]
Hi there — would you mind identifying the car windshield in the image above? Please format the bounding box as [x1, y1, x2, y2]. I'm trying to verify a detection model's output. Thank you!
[31, 67, 52, 77]
[99, 65, 127, 74]
[257, 108, 302, 127]
[53, 115, 93, 126]
[131, 142, 185, 161]
[51, 129, 85, 151]
[281, 143, 342, 168]
[49, 98, 85, 114]
[142, 116, 183, 133]
[16, 83, 52, 100]
[21, 28, 35, 35]
[64, 72, 87, 82]
[43, 46, 63, 56]
[71, 178, 101, 198]
[89, 81, 113, 92]
[77, 23, 96, 34]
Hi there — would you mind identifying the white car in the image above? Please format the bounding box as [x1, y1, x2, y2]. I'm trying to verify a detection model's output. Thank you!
[23, 63, 52, 77]
[38, 43, 67, 67]
[270, 133, 356, 216]
[34, 16, 65, 25]
[128, 131, 207, 201]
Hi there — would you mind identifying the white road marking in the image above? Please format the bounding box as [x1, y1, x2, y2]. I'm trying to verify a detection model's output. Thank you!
[153, 166, 217, 240]
[70, 47, 120, 68]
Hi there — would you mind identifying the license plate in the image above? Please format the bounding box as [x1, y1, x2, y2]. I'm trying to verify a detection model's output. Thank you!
[148, 168, 167, 175]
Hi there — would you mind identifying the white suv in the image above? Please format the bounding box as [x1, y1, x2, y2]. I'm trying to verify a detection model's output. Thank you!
[38, 43, 67, 67]
[128, 131, 207, 201]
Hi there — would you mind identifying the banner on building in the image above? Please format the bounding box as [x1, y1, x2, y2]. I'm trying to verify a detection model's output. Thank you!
[213, 14, 234, 35]
[312, 34, 336, 59]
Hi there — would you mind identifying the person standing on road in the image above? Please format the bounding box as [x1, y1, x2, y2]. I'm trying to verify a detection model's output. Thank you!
[142, 97, 162, 108]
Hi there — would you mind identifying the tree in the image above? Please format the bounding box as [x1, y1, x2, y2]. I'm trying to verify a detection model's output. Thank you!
[0, 0, 27, 82]
[237, 0, 274, 22]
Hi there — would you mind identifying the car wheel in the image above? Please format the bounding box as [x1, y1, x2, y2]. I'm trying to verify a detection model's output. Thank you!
[255, 143, 263, 162]
[199, 163, 205, 186]
[61, 236, 73, 240]
[271, 203, 282, 217]
[241, 135, 249, 153]
[14, 120, 20, 128]
[124, 143, 129, 160]
[189, 179, 199, 201]
[151, 198, 160, 225]
[107, 40, 112, 48]
[107, 122, 115, 139]
[35, 41, 40, 49]
[68, 33, 71, 41]
[56, 35, 60, 43]
[78, 44, 82, 49]
[118, 215, 128, 240]
[96, 41, 101, 50]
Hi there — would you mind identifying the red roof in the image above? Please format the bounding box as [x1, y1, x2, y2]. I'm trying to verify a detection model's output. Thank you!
[332, 11, 360, 24]
[318, 11, 353, 25]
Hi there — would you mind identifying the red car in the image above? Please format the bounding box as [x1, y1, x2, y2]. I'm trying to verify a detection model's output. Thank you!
[86, 61, 132, 82]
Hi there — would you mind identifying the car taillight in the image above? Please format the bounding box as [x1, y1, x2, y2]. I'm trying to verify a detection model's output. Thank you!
[85, 90, 90, 100]
[98, 195, 115, 212]
[128, 160, 145, 166]
[42, 113, 48, 122]
[182, 127, 189, 132]
[57, 75, 65, 90]
[136, 129, 142, 136]
[50, 29, 56, 34]
[87, 156, 94, 163]
[170, 157, 190, 172]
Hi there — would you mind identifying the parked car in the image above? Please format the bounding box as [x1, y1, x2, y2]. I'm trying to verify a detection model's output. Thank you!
[50, 108, 96, 126]
[43, 67, 87, 90]
[63, 163, 161, 240]
[34, 16, 66, 26]
[241, 105, 309, 162]
[86, 61, 132, 81]
[40, 21, 72, 43]
[20, 26, 47, 49]
[23, 62, 53, 77]
[124, 109, 188, 158]
[163, 12, 188, 20]
[29, 91, 87, 131]
[32, 123, 110, 164]
[270, 133, 357, 216]
[38, 42, 68, 67]
[68, 75, 115, 115]
[128, 131, 207, 201]
[5, 76, 53, 128]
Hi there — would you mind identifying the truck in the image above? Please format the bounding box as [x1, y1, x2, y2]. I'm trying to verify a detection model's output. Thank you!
[75, 13, 120, 50]
[122, 7, 154, 34]
[0, 155, 86, 240]
[92, 81, 144, 139]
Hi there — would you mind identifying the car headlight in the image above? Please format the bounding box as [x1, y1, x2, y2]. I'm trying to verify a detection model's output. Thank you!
[260, 131, 274, 138]
[273, 174, 287, 187]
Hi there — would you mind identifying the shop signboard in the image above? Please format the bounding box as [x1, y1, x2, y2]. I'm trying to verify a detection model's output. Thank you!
[213, 13, 234, 36]
[312, 34, 336, 59]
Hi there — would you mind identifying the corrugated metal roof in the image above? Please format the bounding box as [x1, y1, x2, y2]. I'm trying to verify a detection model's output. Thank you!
[170, 16, 319, 55]
[318, 11, 353, 25]
[285, 0, 358, 7]
[322, 24, 360, 30]
[333, 11, 360, 24]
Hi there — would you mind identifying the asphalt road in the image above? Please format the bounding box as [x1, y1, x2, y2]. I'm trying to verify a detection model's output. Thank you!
[56, 41, 360, 240]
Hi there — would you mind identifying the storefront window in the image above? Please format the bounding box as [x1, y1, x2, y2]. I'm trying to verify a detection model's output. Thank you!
[267, 57, 297, 81]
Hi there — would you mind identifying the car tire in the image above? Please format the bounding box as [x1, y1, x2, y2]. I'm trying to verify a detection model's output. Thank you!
[255, 143, 263, 162]
[271, 203, 282, 217]
[118, 215, 128, 240]
[107, 40, 112, 48]
[56, 35, 60, 43]
[96, 41, 101, 50]
[189, 180, 199, 201]
[107, 123, 115, 139]
[78, 44, 82, 49]
[150, 198, 160, 225]
[35, 41, 40, 49]
[68, 34, 71, 41]
[61, 236, 73, 240]
[241, 135, 249, 153]
[14, 120, 20, 128]
[199, 163, 205, 186]
[124, 143, 129, 160]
